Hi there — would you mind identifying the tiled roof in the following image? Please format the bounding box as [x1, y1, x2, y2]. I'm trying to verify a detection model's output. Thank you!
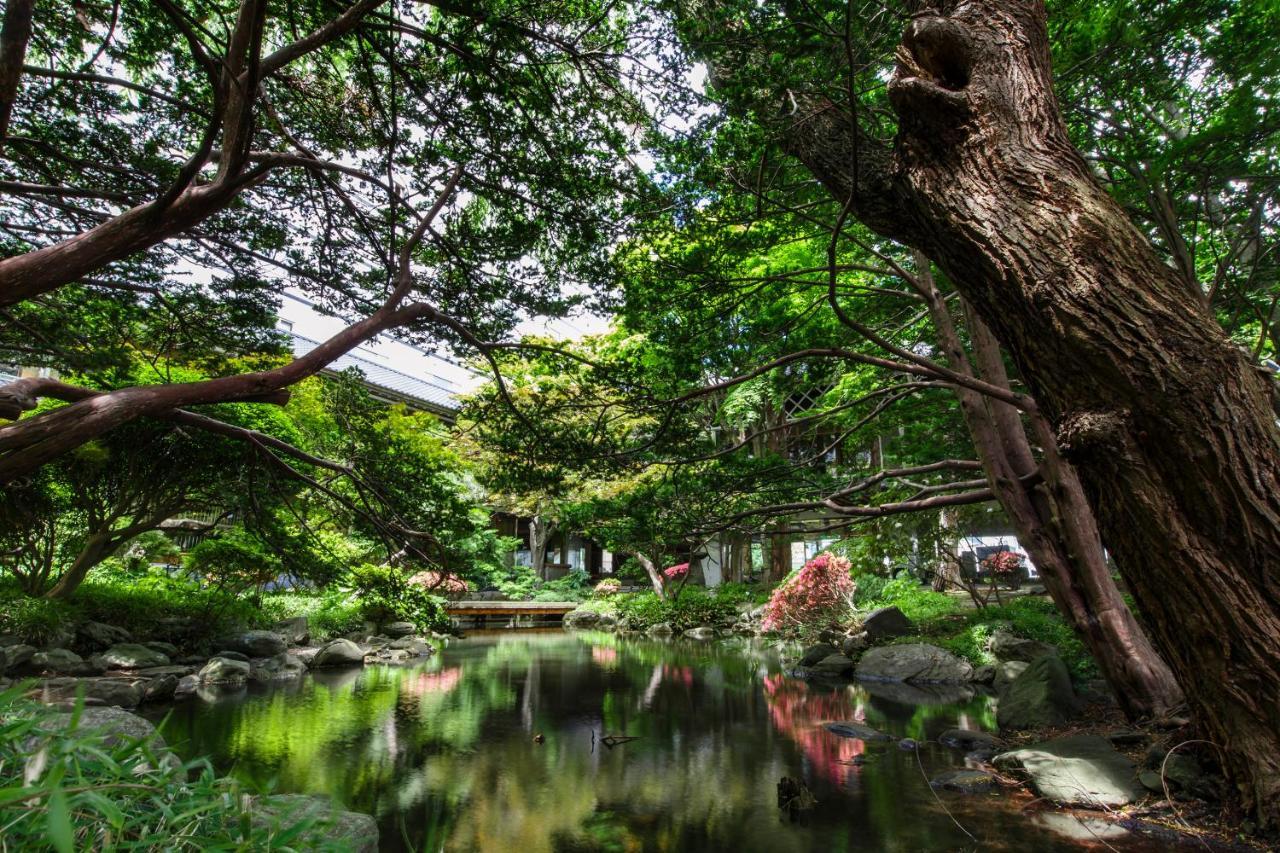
[288, 333, 463, 416]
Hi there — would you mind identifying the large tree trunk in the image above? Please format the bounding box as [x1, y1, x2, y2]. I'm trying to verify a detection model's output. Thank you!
[633, 553, 666, 598]
[529, 515, 556, 582]
[44, 532, 116, 600]
[778, 0, 1280, 820]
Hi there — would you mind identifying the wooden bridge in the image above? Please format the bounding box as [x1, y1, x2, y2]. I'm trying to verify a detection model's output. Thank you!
[444, 601, 578, 619]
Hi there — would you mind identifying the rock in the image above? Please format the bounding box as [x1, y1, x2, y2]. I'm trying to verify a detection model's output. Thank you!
[41, 676, 145, 708]
[562, 609, 601, 629]
[647, 622, 674, 636]
[996, 654, 1080, 730]
[799, 643, 840, 667]
[1144, 746, 1220, 800]
[274, 616, 310, 645]
[251, 794, 378, 853]
[1105, 729, 1148, 746]
[0, 634, 22, 646]
[133, 665, 196, 678]
[142, 674, 180, 703]
[142, 641, 179, 658]
[173, 674, 199, 700]
[0, 643, 36, 673]
[382, 621, 416, 638]
[218, 631, 288, 658]
[25, 648, 85, 674]
[989, 629, 1057, 663]
[841, 633, 869, 657]
[861, 680, 976, 706]
[683, 626, 716, 640]
[898, 738, 919, 750]
[387, 637, 433, 657]
[249, 653, 307, 683]
[1138, 769, 1165, 793]
[971, 665, 996, 685]
[1034, 813, 1129, 843]
[363, 647, 412, 665]
[308, 638, 365, 668]
[213, 650, 251, 663]
[93, 643, 170, 670]
[862, 606, 914, 641]
[994, 734, 1143, 808]
[855, 643, 974, 684]
[596, 613, 619, 629]
[291, 647, 319, 665]
[966, 749, 998, 763]
[199, 656, 251, 685]
[176, 654, 208, 666]
[930, 769, 998, 794]
[992, 660, 1030, 692]
[809, 653, 855, 678]
[939, 728, 1001, 752]
[48, 706, 177, 770]
[77, 621, 132, 650]
[824, 722, 895, 741]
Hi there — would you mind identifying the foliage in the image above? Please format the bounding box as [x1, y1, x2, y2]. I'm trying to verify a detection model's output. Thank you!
[612, 586, 746, 633]
[593, 578, 622, 597]
[533, 570, 593, 603]
[409, 571, 471, 598]
[258, 589, 366, 643]
[860, 578, 960, 623]
[345, 564, 448, 635]
[184, 529, 285, 594]
[761, 554, 855, 633]
[0, 686, 344, 851]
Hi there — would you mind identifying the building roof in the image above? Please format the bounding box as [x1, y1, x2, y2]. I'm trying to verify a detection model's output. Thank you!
[288, 332, 465, 418]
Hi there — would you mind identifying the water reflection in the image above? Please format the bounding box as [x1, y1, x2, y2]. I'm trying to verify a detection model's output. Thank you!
[149, 631, 1158, 852]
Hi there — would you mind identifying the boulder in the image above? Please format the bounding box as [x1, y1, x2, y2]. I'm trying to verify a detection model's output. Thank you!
[996, 654, 1080, 730]
[861, 606, 914, 641]
[291, 647, 320, 665]
[809, 653, 855, 678]
[364, 648, 412, 665]
[134, 665, 197, 678]
[251, 794, 378, 853]
[41, 676, 145, 708]
[1144, 745, 1220, 800]
[308, 639, 365, 668]
[93, 643, 170, 670]
[596, 613, 619, 629]
[173, 674, 199, 700]
[562, 609, 601, 630]
[995, 735, 1143, 808]
[218, 631, 288, 658]
[683, 627, 716, 640]
[939, 728, 1001, 752]
[1, 643, 37, 673]
[25, 648, 84, 674]
[48, 706, 176, 771]
[213, 650, 251, 663]
[142, 641, 179, 658]
[855, 643, 974, 684]
[77, 621, 132, 650]
[989, 629, 1057, 663]
[930, 769, 999, 794]
[387, 637, 433, 657]
[382, 621, 416, 638]
[647, 622, 674, 636]
[971, 665, 996, 685]
[142, 674, 180, 703]
[992, 660, 1030, 692]
[798, 643, 840, 667]
[841, 633, 870, 657]
[824, 722, 894, 741]
[274, 616, 310, 645]
[249, 654, 307, 683]
[199, 656, 251, 685]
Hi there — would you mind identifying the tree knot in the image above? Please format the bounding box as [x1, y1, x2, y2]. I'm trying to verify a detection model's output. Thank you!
[1056, 410, 1131, 460]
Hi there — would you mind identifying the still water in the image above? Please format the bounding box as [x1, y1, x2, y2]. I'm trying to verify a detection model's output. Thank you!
[150, 631, 1153, 852]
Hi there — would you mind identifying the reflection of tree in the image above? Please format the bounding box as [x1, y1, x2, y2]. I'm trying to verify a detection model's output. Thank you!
[763, 675, 869, 785]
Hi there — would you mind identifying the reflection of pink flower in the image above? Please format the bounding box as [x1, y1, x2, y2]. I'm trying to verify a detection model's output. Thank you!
[663, 562, 690, 580]
[763, 674, 867, 785]
[662, 663, 693, 687]
[403, 667, 462, 697]
[592, 646, 618, 666]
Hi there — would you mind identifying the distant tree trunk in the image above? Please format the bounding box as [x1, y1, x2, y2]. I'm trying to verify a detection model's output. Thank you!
[773, 0, 1280, 819]
[529, 515, 556, 582]
[633, 553, 666, 598]
[44, 532, 116, 600]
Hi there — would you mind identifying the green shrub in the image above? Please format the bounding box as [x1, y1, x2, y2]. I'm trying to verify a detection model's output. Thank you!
[613, 587, 743, 632]
[852, 572, 890, 606]
[259, 589, 366, 641]
[973, 597, 1096, 680]
[185, 529, 284, 591]
[533, 569, 591, 602]
[863, 577, 958, 621]
[0, 685, 343, 851]
[0, 586, 76, 646]
[346, 563, 448, 634]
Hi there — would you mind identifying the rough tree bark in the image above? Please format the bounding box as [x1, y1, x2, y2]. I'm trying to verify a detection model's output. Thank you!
[917, 258, 1182, 718]
[776, 0, 1280, 821]
[529, 514, 556, 582]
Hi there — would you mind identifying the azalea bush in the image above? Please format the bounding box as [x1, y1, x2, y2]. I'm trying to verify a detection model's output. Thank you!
[981, 551, 1023, 575]
[761, 553, 856, 633]
[593, 578, 622, 597]
[409, 570, 471, 598]
[661, 562, 691, 601]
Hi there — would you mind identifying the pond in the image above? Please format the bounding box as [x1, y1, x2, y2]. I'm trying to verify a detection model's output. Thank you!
[148, 631, 1157, 852]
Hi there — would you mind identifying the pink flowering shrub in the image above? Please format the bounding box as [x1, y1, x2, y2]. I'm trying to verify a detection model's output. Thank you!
[761, 553, 855, 632]
[980, 551, 1022, 575]
[408, 570, 470, 598]
[663, 562, 690, 580]
[593, 578, 622, 597]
